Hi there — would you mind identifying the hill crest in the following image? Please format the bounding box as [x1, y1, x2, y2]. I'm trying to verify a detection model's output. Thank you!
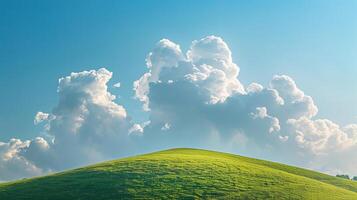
[1, 148, 357, 199]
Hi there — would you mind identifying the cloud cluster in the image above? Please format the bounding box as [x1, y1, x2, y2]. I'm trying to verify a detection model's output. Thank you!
[0, 36, 356, 181]
[0, 138, 44, 181]
[134, 36, 357, 172]
[0, 68, 139, 181]
[40, 68, 139, 170]
[287, 118, 357, 154]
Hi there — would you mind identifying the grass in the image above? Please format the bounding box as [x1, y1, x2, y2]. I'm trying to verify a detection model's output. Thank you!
[0, 148, 357, 199]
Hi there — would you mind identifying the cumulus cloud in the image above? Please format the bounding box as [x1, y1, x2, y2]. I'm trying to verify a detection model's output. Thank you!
[1, 35, 357, 181]
[0, 138, 45, 181]
[0, 68, 142, 181]
[135, 36, 287, 144]
[133, 39, 185, 111]
[134, 35, 357, 174]
[38, 68, 139, 170]
[270, 75, 318, 119]
[185, 36, 245, 103]
[287, 117, 357, 154]
[250, 107, 280, 133]
[287, 120, 357, 175]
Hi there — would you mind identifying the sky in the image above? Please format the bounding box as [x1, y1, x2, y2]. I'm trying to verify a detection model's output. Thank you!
[0, 0, 356, 181]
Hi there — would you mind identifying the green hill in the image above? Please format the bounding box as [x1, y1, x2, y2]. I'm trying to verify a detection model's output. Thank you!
[1, 148, 357, 199]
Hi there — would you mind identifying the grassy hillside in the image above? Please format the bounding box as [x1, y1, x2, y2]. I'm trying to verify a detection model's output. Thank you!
[0, 148, 357, 199]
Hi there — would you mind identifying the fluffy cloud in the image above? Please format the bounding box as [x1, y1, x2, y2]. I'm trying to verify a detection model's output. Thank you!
[39, 68, 138, 170]
[185, 36, 245, 103]
[134, 37, 286, 141]
[250, 107, 280, 133]
[128, 121, 151, 135]
[286, 119, 357, 174]
[287, 117, 357, 154]
[270, 75, 318, 119]
[34, 112, 54, 125]
[133, 39, 185, 110]
[0, 68, 140, 181]
[0, 138, 45, 181]
[113, 82, 121, 88]
[1, 35, 357, 181]
[134, 35, 357, 174]
[134, 36, 245, 110]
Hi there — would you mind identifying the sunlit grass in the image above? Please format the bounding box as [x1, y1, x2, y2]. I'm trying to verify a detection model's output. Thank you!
[0, 148, 356, 199]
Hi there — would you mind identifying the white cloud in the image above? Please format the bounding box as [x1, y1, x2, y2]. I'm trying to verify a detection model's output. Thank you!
[129, 124, 143, 134]
[146, 39, 184, 81]
[185, 36, 245, 103]
[133, 72, 151, 111]
[251, 107, 269, 119]
[113, 82, 121, 88]
[270, 75, 318, 119]
[34, 112, 51, 125]
[47, 68, 135, 167]
[1, 68, 142, 181]
[134, 36, 357, 175]
[246, 83, 264, 93]
[161, 123, 171, 131]
[133, 36, 290, 156]
[0, 138, 44, 181]
[1, 35, 357, 181]
[134, 39, 185, 111]
[22, 68, 137, 174]
[287, 117, 357, 154]
[250, 107, 280, 133]
[128, 121, 151, 135]
[134, 35, 245, 109]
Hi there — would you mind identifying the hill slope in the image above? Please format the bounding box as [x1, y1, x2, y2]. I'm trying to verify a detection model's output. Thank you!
[1, 148, 357, 199]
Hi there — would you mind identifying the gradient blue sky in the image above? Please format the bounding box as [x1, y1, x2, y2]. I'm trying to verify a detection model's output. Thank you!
[0, 0, 356, 141]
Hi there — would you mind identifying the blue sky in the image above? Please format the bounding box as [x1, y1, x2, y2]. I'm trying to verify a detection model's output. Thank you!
[1, 0, 356, 141]
[0, 0, 357, 180]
